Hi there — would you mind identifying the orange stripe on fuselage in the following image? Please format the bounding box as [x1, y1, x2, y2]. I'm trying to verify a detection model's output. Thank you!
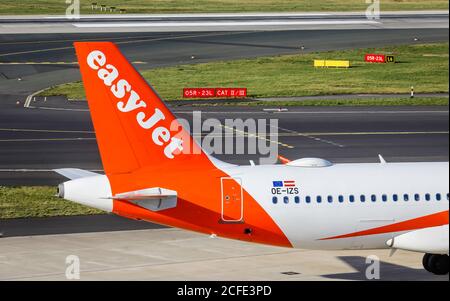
[320, 210, 449, 240]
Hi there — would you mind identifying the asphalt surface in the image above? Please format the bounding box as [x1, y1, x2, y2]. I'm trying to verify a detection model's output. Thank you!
[0, 214, 166, 238]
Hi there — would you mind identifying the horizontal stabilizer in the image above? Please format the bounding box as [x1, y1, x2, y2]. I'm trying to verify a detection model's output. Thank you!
[54, 168, 100, 180]
[110, 187, 177, 212]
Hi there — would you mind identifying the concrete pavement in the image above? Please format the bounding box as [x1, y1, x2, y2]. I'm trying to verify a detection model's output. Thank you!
[0, 228, 447, 281]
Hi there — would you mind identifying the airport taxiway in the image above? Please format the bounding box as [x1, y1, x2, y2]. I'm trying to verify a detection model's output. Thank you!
[0, 227, 448, 281]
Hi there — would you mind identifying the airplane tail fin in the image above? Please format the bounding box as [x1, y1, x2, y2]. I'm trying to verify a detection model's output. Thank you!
[74, 42, 210, 175]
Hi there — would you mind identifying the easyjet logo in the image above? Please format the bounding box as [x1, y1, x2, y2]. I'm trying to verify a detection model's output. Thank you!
[86, 50, 183, 159]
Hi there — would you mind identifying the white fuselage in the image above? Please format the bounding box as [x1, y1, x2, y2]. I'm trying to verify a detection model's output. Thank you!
[226, 162, 449, 250]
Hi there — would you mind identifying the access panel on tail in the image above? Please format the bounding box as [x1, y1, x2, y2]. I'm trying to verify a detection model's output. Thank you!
[74, 42, 207, 175]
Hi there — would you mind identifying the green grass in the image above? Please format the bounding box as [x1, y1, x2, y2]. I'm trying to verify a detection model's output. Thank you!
[0, 186, 103, 219]
[212, 97, 449, 107]
[0, 0, 448, 15]
[42, 43, 449, 102]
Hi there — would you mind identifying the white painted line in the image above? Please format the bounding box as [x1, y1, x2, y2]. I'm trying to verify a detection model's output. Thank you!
[24, 88, 51, 108]
[24, 105, 448, 114]
[0, 61, 145, 65]
[174, 110, 449, 115]
[220, 124, 294, 149]
[270, 124, 345, 148]
[0, 62, 78, 65]
[45, 13, 334, 19]
[27, 106, 89, 112]
[278, 110, 450, 114]
[200, 131, 448, 137]
[36, 11, 448, 19]
[1, 46, 74, 58]
[263, 108, 289, 112]
[24, 95, 32, 108]
[0, 138, 96, 142]
[73, 20, 380, 28]
[0, 169, 103, 172]
[0, 32, 247, 57]
[302, 131, 450, 136]
[0, 128, 94, 134]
